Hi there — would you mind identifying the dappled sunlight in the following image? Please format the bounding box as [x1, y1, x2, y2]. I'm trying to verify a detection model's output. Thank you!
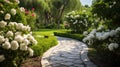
[41, 37, 96, 67]
[0, 0, 120, 67]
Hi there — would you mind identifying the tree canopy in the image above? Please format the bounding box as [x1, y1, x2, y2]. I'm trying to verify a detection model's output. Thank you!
[19, 0, 81, 29]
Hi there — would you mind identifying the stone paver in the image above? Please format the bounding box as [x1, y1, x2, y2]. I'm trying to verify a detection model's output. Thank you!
[41, 36, 97, 67]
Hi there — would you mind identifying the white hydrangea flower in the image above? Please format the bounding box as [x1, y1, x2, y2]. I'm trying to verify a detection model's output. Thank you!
[27, 35, 37, 45]
[88, 34, 95, 39]
[23, 34, 28, 39]
[16, 23, 23, 30]
[2, 41, 11, 49]
[65, 15, 69, 18]
[6, 31, 13, 37]
[82, 37, 88, 42]
[32, 39, 38, 45]
[93, 14, 97, 17]
[11, 40, 19, 50]
[109, 5, 112, 8]
[114, 43, 119, 49]
[0, 20, 7, 28]
[11, 8, 16, 15]
[90, 29, 96, 34]
[5, 38, 9, 42]
[15, 35, 23, 43]
[27, 34, 34, 41]
[108, 43, 119, 51]
[28, 48, 34, 57]
[82, 10, 86, 13]
[0, 55, 5, 62]
[70, 15, 74, 18]
[15, 32, 22, 36]
[8, 22, 15, 27]
[5, 13, 11, 20]
[95, 33, 100, 37]
[22, 26, 27, 31]
[116, 27, 120, 32]
[108, 43, 114, 51]
[83, 31, 88, 36]
[30, 32, 32, 34]
[13, 22, 18, 26]
[20, 43, 28, 51]
[73, 21, 77, 24]
[113, 1, 116, 5]
[20, 7, 25, 12]
[75, 15, 80, 18]
[98, 25, 104, 30]
[0, 36, 5, 44]
[101, 32, 110, 40]
[4, 0, 10, 4]
[26, 25, 31, 31]
[23, 39, 30, 45]
[109, 30, 117, 37]
[0, 11, 4, 14]
[14, 0, 20, 4]
[97, 36, 103, 40]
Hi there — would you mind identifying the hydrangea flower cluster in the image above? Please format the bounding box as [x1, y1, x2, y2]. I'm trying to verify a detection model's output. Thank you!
[0, 0, 37, 64]
[0, 21, 37, 62]
[83, 27, 120, 51]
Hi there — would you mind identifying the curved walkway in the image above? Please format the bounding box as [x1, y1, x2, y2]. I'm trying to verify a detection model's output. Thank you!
[41, 36, 97, 67]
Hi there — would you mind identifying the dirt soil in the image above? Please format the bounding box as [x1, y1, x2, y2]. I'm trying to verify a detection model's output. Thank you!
[21, 56, 42, 67]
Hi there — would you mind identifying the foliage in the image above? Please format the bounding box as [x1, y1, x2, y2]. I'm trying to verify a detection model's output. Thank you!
[83, 27, 120, 66]
[54, 32, 84, 41]
[19, 0, 81, 29]
[65, 10, 92, 33]
[25, 8, 37, 30]
[92, 0, 120, 28]
[0, 0, 27, 25]
[32, 31, 58, 56]
[0, 0, 37, 67]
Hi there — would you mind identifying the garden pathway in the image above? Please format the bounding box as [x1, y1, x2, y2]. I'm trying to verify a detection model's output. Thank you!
[41, 36, 97, 67]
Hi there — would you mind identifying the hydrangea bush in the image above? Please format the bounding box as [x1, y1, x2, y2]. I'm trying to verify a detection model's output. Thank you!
[0, 0, 37, 67]
[65, 10, 91, 33]
[83, 26, 120, 64]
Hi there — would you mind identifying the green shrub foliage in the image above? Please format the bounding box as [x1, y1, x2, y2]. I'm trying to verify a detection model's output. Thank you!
[65, 11, 91, 33]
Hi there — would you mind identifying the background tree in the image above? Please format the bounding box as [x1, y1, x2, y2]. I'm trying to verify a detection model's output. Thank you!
[19, 0, 81, 29]
[92, 0, 120, 28]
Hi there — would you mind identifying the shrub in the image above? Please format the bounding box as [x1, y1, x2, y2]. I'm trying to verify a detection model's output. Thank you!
[25, 8, 37, 30]
[83, 27, 120, 66]
[0, 0, 37, 67]
[92, 0, 120, 28]
[65, 11, 91, 33]
[0, 0, 27, 25]
[54, 32, 84, 41]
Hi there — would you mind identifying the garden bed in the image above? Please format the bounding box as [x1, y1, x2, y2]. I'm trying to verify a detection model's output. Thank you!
[21, 56, 42, 67]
